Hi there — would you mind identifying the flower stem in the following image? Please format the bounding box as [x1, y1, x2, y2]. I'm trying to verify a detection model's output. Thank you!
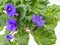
[21, 0, 25, 4]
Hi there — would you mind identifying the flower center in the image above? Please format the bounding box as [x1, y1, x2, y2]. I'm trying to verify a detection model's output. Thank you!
[11, 24, 14, 26]
[8, 8, 11, 11]
[37, 19, 40, 22]
[7, 35, 12, 39]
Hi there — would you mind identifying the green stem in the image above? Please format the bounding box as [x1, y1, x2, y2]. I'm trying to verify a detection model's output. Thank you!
[31, 0, 38, 14]
[21, 0, 25, 4]
[31, 25, 37, 31]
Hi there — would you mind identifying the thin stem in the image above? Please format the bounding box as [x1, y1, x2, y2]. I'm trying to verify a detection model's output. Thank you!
[21, 0, 25, 4]
[31, 25, 37, 31]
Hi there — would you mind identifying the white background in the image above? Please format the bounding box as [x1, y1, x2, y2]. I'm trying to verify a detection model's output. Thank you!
[28, 0, 60, 45]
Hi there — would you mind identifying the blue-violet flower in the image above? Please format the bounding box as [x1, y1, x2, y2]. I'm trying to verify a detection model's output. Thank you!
[32, 14, 46, 28]
[6, 18, 17, 32]
[4, 3, 16, 17]
[5, 34, 14, 40]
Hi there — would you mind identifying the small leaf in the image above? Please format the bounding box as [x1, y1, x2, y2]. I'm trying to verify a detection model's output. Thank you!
[0, 36, 13, 45]
[16, 4, 27, 21]
[15, 32, 29, 45]
[0, 14, 7, 31]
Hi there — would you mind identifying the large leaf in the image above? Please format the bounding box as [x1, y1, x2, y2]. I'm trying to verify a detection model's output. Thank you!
[31, 25, 56, 45]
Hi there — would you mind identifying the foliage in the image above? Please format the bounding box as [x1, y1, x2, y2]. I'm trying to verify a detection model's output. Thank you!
[0, 0, 60, 45]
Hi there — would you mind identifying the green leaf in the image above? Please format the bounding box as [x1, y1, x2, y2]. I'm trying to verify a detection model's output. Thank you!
[43, 5, 60, 25]
[14, 32, 29, 45]
[27, 0, 49, 13]
[31, 25, 56, 45]
[16, 4, 27, 21]
[15, 15, 29, 45]
[0, 14, 7, 31]
[37, 5, 60, 32]
[15, 25, 29, 45]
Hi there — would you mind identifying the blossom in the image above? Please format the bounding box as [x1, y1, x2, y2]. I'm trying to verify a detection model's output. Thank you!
[32, 14, 46, 27]
[6, 18, 17, 32]
[5, 34, 14, 40]
[4, 3, 16, 17]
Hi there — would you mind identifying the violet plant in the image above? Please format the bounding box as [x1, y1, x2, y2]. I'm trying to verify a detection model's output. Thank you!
[0, 0, 60, 45]
[4, 3, 16, 17]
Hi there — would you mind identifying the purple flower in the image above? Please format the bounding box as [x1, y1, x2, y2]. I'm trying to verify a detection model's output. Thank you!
[32, 14, 46, 28]
[4, 3, 16, 17]
[6, 18, 17, 32]
[5, 34, 14, 40]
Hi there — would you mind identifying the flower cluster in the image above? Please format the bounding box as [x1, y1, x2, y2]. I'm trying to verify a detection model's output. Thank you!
[32, 14, 46, 28]
[4, 3, 17, 40]
[4, 3, 16, 17]
[4, 3, 46, 41]
[6, 19, 17, 32]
